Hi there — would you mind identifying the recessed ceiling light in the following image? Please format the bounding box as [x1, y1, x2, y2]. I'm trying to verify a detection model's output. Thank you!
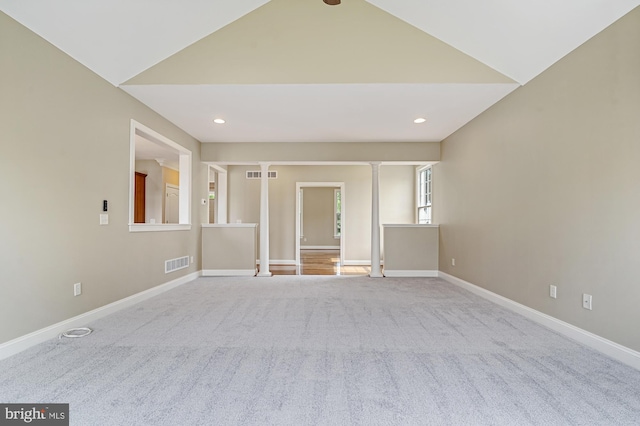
[414, 118, 427, 124]
[213, 118, 225, 124]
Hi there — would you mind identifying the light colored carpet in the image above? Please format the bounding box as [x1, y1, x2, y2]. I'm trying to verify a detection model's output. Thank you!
[1, 276, 639, 425]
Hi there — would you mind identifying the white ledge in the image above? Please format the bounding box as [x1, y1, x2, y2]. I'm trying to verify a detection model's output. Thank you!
[129, 224, 191, 232]
[382, 224, 439, 228]
[201, 223, 258, 228]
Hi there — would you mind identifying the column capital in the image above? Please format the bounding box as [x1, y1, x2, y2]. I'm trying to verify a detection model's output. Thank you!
[369, 161, 382, 167]
[258, 162, 271, 169]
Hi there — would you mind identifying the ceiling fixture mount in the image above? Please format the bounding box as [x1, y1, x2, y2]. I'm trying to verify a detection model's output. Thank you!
[414, 118, 426, 124]
[323, 0, 341, 5]
[213, 118, 225, 124]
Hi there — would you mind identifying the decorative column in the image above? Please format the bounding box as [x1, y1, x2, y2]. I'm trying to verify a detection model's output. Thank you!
[370, 162, 383, 277]
[257, 162, 272, 277]
[216, 171, 228, 224]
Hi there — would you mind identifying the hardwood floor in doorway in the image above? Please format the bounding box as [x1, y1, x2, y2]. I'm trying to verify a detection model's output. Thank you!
[271, 250, 371, 276]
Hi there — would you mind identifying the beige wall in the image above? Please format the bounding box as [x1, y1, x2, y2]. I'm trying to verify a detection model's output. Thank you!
[126, 0, 512, 85]
[383, 225, 438, 272]
[302, 187, 337, 247]
[227, 164, 415, 262]
[163, 167, 180, 186]
[0, 12, 207, 344]
[435, 8, 640, 351]
[201, 142, 439, 163]
[202, 225, 257, 272]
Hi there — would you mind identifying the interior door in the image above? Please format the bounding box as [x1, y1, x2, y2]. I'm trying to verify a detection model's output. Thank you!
[134, 172, 147, 223]
[165, 184, 179, 223]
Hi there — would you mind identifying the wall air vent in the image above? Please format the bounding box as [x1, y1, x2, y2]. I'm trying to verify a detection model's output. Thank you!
[165, 256, 190, 274]
[246, 171, 278, 179]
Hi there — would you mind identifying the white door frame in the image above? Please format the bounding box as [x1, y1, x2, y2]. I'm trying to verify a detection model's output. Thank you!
[165, 183, 180, 224]
[295, 182, 345, 267]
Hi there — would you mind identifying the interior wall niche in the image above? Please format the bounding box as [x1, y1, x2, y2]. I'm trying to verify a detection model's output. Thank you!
[129, 120, 191, 231]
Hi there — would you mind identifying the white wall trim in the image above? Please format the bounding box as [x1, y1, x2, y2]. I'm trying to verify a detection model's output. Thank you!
[129, 224, 192, 232]
[271, 260, 296, 265]
[296, 182, 345, 267]
[201, 223, 257, 228]
[256, 260, 296, 265]
[0, 271, 201, 361]
[384, 270, 438, 277]
[202, 269, 257, 276]
[439, 271, 640, 371]
[300, 245, 340, 250]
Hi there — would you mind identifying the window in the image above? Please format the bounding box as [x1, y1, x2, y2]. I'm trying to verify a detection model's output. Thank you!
[129, 120, 192, 232]
[417, 166, 432, 224]
[334, 188, 341, 238]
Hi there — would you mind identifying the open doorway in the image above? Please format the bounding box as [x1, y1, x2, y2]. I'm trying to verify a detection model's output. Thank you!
[295, 182, 345, 271]
[207, 165, 228, 224]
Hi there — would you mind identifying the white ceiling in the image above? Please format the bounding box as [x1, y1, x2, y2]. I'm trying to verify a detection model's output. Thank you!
[122, 83, 518, 143]
[135, 135, 180, 171]
[2, 0, 638, 144]
[369, 0, 640, 84]
[0, 0, 269, 86]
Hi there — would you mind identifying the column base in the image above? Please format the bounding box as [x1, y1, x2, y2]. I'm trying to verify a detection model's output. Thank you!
[257, 272, 273, 277]
[369, 272, 384, 278]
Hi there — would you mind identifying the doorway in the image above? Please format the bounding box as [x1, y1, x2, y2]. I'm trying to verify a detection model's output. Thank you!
[295, 182, 345, 268]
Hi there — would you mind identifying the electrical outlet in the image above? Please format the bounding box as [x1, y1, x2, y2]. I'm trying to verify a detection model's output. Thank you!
[550, 285, 557, 299]
[190, 256, 194, 264]
[582, 294, 592, 310]
[451, 258, 456, 266]
[74, 282, 82, 297]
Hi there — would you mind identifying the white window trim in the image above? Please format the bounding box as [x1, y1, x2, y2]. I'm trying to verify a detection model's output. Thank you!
[416, 165, 432, 225]
[129, 120, 192, 232]
[334, 188, 341, 239]
[299, 188, 304, 238]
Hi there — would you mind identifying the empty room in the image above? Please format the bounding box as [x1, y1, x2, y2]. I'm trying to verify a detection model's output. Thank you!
[1, 1, 640, 424]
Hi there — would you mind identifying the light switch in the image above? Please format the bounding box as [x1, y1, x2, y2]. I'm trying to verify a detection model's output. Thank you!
[99, 214, 109, 225]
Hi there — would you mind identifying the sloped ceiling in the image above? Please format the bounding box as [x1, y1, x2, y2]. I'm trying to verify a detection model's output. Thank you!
[1, 0, 638, 143]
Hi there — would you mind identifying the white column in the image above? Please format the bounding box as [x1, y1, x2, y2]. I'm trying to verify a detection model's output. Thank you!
[370, 162, 383, 277]
[257, 163, 272, 277]
[216, 171, 227, 224]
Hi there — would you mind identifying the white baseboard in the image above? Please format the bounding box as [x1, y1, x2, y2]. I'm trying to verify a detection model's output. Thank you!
[438, 271, 640, 371]
[343, 260, 376, 266]
[256, 260, 296, 265]
[271, 260, 297, 265]
[202, 269, 257, 276]
[0, 271, 201, 361]
[384, 270, 438, 277]
[301, 246, 340, 250]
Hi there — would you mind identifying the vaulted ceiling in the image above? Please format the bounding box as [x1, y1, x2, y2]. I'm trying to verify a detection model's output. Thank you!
[2, 0, 638, 143]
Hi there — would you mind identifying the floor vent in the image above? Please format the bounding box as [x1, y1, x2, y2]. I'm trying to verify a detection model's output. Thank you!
[165, 256, 190, 274]
[246, 171, 277, 179]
